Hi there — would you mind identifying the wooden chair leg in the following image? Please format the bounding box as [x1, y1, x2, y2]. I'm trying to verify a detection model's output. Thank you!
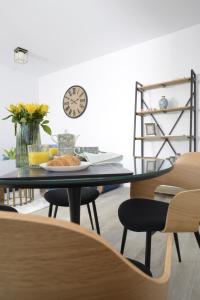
[173, 233, 181, 262]
[194, 231, 200, 248]
[54, 206, 58, 218]
[91, 201, 100, 235]
[48, 204, 53, 217]
[120, 227, 127, 254]
[145, 232, 152, 268]
[86, 203, 94, 230]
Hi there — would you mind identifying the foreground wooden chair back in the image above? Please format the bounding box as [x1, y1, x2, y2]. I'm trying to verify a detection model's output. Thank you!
[0, 212, 172, 300]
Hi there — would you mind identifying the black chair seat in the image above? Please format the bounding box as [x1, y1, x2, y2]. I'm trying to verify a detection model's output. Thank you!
[0, 204, 18, 213]
[118, 199, 169, 232]
[44, 187, 99, 206]
[128, 258, 153, 277]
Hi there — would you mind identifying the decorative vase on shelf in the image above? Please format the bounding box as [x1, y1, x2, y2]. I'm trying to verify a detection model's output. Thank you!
[159, 96, 168, 109]
[16, 122, 41, 168]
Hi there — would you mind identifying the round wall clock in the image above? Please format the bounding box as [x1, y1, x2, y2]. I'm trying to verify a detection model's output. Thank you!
[63, 85, 88, 118]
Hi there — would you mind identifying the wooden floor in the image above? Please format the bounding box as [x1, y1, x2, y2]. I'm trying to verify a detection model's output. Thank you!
[33, 186, 200, 300]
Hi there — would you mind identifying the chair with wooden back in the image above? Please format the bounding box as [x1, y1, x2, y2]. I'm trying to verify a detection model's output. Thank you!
[0, 212, 172, 300]
[118, 188, 200, 267]
[128, 152, 200, 263]
[119, 152, 200, 266]
[131, 152, 200, 199]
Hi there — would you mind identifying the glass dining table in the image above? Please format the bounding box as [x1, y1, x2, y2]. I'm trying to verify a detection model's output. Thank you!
[0, 157, 172, 224]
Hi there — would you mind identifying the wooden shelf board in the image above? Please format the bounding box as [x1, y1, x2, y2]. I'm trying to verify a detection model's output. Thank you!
[136, 106, 191, 116]
[135, 135, 194, 141]
[138, 77, 191, 91]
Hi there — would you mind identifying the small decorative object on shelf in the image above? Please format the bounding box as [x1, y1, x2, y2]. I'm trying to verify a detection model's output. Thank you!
[145, 123, 156, 135]
[168, 156, 176, 164]
[159, 96, 168, 109]
[3, 103, 51, 168]
[146, 160, 156, 172]
[168, 153, 181, 164]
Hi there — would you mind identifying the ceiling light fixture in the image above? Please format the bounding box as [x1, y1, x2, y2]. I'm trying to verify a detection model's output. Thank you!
[14, 47, 28, 64]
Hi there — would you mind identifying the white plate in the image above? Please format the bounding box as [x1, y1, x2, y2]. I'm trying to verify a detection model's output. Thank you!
[40, 161, 91, 172]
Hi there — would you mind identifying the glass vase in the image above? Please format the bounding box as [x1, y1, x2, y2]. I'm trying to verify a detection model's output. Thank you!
[15, 122, 41, 168]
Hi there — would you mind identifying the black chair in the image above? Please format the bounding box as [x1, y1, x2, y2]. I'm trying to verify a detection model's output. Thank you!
[44, 187, 101, 234]
[118, 197, 200, 268]
[0, 204, 18, 213]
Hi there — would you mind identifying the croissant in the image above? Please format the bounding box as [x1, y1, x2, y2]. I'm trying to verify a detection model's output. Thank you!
[47, 158, 64, 166]
[47, 155, 80, 167]
[63, 155, 80, 166]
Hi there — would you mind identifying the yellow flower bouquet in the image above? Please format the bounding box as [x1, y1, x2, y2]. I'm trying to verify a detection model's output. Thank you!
[3, 103, 52, 167]
[3, 102, 51, 135]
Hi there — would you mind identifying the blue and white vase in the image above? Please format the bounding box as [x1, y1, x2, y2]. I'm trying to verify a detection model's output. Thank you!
[159, 96, 168, 109]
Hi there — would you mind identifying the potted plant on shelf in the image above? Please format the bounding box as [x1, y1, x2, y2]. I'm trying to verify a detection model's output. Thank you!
[3, 103, 51, 167]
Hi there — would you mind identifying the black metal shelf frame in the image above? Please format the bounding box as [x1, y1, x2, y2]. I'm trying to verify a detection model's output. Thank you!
[133, 70, 197, 158]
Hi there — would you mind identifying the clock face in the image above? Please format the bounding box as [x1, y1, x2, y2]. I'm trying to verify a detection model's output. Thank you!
[63, 85, 88, 118]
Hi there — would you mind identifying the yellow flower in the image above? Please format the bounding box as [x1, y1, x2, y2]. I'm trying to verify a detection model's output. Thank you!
[25, 104, 37, 114]
[4, 102, 51, 135]
[8, 104, 17, 112]
[40, 104, 49, 113]
[18, 102, 25, 109]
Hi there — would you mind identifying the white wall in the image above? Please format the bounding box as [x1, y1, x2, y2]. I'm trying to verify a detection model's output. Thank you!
[0, 64, 38, 157]
[38, 24, 200, 157]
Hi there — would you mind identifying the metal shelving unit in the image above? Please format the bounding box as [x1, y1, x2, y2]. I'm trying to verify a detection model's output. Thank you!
[133, 70, 197, 158]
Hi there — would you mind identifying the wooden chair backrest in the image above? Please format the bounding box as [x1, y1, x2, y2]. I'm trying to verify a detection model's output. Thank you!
[131, 152, 200, 199]
[172, 152, 200, 189]
[164, 189, 200, 232]
[0, 213, 173, 300]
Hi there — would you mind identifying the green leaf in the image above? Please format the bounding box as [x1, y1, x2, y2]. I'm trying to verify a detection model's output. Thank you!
[42, 120, 49, 124]
[2, 147, 16, 160]
[2, 115, 12, 120]
[4, 149, 9, 155]
[41, 124, 52, 135]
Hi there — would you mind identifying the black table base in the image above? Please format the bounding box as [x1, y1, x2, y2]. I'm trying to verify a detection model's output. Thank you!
[67, 187, 81, 224]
